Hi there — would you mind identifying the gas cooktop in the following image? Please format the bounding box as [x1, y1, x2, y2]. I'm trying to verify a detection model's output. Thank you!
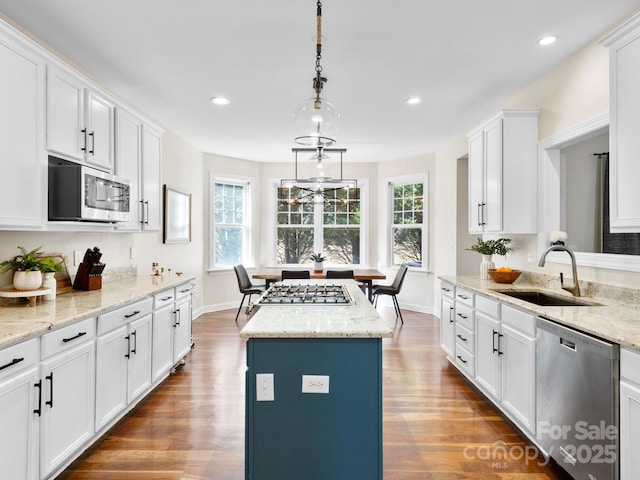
[257, 284, 351, 305]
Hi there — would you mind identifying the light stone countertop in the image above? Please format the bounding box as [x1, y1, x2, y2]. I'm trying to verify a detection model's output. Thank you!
[441, 275, 640, 351]
[0, 275, 195, 349]
[240, 280, 393, 339]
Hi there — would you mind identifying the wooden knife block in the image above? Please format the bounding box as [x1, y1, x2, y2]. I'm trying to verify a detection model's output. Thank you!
[73, 263, 103, 291]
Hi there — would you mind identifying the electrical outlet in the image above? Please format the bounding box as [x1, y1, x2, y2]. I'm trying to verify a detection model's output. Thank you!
[73, 251, 82, 266]
[256, 373, 274, 401]
[129, 247, 135, 259]
[302, 375, 330, 394]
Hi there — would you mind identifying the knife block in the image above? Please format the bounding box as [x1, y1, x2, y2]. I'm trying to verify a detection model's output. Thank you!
[73, 262, 104, 291]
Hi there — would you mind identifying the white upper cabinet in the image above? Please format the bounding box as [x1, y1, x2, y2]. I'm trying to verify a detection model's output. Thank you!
[0, 28, 45, 228]
[141, 125, 163, 231]
[467, 109, 539, 234]
[601, 13, 640, 232]
[115, 109, 143, 230]
[47, 66, 115, 172]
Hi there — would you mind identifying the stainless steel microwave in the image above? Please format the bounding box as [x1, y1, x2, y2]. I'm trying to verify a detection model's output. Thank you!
[48, 158, 131, 223]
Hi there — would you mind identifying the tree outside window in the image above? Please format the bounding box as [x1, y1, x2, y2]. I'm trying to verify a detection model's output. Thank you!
[276, 186, 361, 265]
[213, 181, 248, 267]
[392, 182, 424, 267]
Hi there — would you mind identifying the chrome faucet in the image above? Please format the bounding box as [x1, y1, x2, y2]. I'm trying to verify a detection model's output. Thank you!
[538, 244, 581, 297]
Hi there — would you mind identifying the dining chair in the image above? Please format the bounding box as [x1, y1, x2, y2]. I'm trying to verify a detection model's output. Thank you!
[281, 270, 311, 280]
[325, 270, 354, 279]
[372, 264, 409, 324]
[233, 265, 266, 323]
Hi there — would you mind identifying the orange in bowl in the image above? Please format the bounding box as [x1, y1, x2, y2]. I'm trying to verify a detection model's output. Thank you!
[488, 268, 522, 284]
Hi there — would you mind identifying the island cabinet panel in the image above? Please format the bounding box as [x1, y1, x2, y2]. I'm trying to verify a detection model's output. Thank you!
[245, 337, 383, 480]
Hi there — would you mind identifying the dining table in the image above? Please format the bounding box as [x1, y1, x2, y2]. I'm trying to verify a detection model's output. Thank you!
[252, 268, 386, 302]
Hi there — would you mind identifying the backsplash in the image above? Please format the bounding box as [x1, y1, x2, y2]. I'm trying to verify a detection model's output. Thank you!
[520, 271, 640, 308]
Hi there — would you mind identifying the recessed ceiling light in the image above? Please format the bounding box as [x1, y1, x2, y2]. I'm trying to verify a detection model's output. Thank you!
[538, 35, 558, 46]
[210, 96, 230, 106]
[405, 97, 422, 105]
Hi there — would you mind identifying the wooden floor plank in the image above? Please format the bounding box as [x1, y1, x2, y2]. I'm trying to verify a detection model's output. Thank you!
[57, 308, 571, 479]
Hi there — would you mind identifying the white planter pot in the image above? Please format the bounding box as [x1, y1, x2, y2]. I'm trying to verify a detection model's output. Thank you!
[13, 270, 43, 291]
[480, 255, 495, 280]
[314, 262, 323, 272]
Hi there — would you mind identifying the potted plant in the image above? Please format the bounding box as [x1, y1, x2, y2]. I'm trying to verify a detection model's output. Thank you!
[0, 246, 64, 291]
[310, 253, 326, 272]
[467, 238, 513, 279]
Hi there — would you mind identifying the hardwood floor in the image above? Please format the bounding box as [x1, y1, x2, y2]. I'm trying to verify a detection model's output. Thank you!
[58, 308, 571, 479]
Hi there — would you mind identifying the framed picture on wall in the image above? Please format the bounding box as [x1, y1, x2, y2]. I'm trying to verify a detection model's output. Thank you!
[163, 184, 191, 244]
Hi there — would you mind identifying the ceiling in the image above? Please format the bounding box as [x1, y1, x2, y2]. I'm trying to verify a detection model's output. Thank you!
[0, 1, 637, 163]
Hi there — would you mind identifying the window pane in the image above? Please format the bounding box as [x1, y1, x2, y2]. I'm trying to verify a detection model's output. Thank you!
[215, 226, 243, 266]
[324, 228, 360, 264]
[393, 227, 422, 266]
[277, 228, 314, 264]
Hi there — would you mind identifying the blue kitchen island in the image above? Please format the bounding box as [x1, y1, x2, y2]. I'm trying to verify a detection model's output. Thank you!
[240, 280, 393, 480]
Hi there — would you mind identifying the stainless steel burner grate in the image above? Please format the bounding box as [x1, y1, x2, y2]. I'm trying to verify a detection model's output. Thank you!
[257, 284, 351, 305]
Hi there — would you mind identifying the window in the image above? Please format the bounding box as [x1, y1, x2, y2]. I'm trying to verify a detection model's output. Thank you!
[389, 176, 426, 268]
[211, 176, 252, 269]
[276, 185, 362, 265]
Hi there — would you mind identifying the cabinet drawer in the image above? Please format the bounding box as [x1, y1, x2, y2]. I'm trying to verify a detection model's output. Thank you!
[501, 304, 535, 336]
[98, 297, 153, 336]
[455, 287, 474, 306]
[455, 343, 474, 376]
[154, 289, 175, 309]
[622, 347, 640, 385]
[0, 338, 38, 381]
[41, 317, 95, 359]
[454, 303, 474, 331]
[455, 323, 474, 354]
[175, 283, 192, 300]
[476, 294, 499, 318]
[440, 282, 454, 299]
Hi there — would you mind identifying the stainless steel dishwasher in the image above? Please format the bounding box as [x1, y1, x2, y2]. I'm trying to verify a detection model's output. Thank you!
[536, 316, 619, 480]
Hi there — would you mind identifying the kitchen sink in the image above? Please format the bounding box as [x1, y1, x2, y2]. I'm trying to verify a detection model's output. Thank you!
[497, 290, 598, 307]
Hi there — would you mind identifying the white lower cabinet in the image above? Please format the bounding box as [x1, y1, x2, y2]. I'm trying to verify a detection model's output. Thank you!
[621, 347, 640, 480]
[39, 318, 96, 479]
[0, 338, 39, 480]
[474, 296, 536, 434]
[439, 282, 455, 359]
[152, 289, 176, 382]
[173, 285, 193, 364]
[95, 298, 153, 431]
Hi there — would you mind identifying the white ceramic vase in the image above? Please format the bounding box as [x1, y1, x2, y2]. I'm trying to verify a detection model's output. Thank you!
[480, 254, 495, 280]
[42, 272, 57, 301]
[13, 270, 43, 291]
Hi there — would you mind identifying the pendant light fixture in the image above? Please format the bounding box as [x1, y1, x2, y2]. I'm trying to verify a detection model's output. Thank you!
[282, 1, 354, 205]
[293, 0, 339, 147]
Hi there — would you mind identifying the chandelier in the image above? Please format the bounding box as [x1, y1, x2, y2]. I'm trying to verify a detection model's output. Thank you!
[280, 148, 357, 205]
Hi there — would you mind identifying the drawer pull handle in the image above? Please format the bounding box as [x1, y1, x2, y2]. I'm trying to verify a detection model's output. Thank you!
[0, 357, 24, 372]
[81, 128, 87, 152]
[88, 131, 95, 155]
[34, 380, 42, 416]
[492, 330, 499, 353]
[457, 294, 469, 300]
[62, 331, 87, 343]
[125, 335, 131, 359]
[161, 296, 173, 301]
[124, 310, 141, 319]
[457, 313, 468, 319]
[441, 287, 451, 293]
[449, 306, 454, 324]
[46, 373, 54, 408]
[456, 355, 468, 365]
[456, 334, 467, 342]
[497, 333, 504, 356]
[180, 289, 190, 293]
